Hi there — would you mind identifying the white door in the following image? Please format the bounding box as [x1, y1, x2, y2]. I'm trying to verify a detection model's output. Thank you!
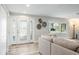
[17, 20, 33, 44]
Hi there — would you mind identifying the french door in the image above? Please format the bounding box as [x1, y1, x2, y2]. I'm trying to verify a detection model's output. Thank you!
[16, 19, 33, 43]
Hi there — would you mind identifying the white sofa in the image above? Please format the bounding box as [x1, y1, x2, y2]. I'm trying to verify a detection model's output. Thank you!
[39, 36, 79, 55]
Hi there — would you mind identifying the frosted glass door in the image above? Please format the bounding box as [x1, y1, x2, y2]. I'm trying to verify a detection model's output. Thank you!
[17, 20, 33, 43]
[18, 21, 27, 40]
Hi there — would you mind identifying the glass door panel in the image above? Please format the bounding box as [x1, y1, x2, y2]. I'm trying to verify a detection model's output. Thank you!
[17, 20, 33, 43]
[18, 21, 27, 40]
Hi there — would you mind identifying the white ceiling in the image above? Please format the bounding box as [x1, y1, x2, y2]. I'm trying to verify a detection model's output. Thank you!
[5, 4, 79, 18]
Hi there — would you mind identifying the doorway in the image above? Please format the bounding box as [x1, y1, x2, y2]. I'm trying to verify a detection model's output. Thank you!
[17, 19, 33, 43]
[12, 16, 33, 44]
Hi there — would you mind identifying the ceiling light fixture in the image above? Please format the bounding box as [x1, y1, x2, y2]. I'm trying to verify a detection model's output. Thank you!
[26, 4, 30, 7]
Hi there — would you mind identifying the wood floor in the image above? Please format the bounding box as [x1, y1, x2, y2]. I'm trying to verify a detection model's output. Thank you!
[7, 42, 40, 55]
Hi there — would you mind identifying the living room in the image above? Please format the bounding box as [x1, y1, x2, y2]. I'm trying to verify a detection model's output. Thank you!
[0, 4, 79, 55]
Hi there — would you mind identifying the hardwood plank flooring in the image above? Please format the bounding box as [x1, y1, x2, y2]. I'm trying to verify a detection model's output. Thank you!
[7, 42, 40, 55]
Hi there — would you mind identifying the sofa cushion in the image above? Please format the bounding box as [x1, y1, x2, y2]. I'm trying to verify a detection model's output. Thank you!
[53, 37, 79, 51]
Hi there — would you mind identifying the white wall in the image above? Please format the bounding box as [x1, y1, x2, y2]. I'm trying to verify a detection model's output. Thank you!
[27, 16, 69, 41]
[32, 16, 49, 41]
[0, 5, 7, 55]
[68, 18, 79, 39]
[48, 17, 70, 38]
[7, 15, 49, 45]
[7, 13, 69, 45]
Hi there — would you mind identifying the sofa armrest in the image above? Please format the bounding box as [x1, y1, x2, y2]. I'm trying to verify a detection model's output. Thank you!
[39, 37, 51, 55]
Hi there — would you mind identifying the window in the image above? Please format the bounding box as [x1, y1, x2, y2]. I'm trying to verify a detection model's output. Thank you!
[49, 22, 66, 33]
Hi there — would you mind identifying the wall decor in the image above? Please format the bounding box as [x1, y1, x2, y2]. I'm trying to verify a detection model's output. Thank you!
[42, 22, 47, 27]
[38, 18, 42, 23]
[37, 24, 41, 30]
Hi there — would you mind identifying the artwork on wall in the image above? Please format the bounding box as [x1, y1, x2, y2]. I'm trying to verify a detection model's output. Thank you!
[37, 18, 47, 30]
[42, 22, 47, 27]
[37, 24, 41, 30]
[38, 18, 42, 23]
